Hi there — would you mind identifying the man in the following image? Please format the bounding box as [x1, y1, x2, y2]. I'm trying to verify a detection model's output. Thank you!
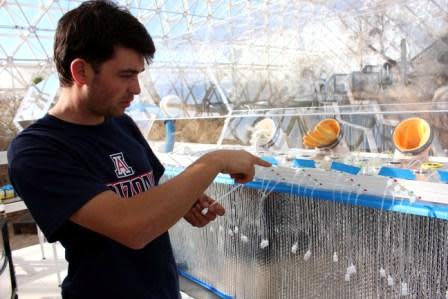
[7, 1, 270, 298]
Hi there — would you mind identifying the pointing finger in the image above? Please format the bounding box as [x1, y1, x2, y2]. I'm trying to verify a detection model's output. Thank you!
[254, 155, 272, 167]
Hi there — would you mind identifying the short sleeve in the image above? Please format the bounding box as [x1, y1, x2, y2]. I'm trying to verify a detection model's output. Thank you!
[8, 138, 109, 242]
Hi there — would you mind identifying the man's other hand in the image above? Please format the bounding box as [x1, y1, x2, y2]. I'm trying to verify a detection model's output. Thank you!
[183, 194, 225, 227]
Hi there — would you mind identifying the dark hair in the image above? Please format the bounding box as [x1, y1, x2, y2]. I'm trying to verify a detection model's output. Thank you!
[54, 0, 155, 86]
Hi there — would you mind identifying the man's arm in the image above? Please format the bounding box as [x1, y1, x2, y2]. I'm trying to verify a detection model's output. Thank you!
[70, 150, 270, 249]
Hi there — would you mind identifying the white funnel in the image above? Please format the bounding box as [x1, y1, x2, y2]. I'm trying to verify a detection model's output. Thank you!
[250, 118, 288, 152]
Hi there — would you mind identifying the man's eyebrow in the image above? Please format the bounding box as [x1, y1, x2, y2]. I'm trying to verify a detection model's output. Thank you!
[118, 68, 145, 74]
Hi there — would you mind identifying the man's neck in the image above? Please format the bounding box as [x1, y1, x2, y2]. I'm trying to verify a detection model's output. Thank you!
[49, 87, 105, 125]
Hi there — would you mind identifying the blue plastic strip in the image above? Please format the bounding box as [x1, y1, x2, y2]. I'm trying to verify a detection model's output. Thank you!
[292, 158, 316, 168]
[178, 270, 234, 299]
[164, 167, 448, 220]
[164, 168, 235, 185]
[378, 166, 416, 180]
[330, 161, 361, 175]
[261, 155, 278, 165]
[438, 170, 448, 183]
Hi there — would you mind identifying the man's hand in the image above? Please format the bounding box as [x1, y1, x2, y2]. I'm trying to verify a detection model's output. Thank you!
[184, 194, 225, 227]
[208, 150, 271, 184]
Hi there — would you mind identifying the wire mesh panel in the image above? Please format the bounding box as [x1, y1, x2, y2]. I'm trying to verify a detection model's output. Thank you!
[168, 179, 448, 299]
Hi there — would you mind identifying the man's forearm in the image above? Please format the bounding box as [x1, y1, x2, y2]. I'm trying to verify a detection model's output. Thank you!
[71, 152, 224, 249]
[71, 150, 268, 249]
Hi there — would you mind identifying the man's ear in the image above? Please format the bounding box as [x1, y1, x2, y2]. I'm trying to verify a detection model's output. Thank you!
[70, 58, 93, 85]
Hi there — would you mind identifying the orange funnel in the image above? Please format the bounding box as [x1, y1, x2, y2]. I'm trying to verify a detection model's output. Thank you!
[392, 117, 432, 155]
[303, 118, 342, 149]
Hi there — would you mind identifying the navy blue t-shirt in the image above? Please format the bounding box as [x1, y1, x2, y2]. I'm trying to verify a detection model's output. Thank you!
[8, 114, 180, 299]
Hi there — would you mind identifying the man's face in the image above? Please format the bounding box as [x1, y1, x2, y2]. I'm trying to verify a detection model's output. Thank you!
[86, 47, 145, 118]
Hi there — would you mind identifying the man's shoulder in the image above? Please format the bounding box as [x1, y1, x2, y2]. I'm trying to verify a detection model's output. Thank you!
[18, 114, 64, 134]
[13, 116, 62, 142]
[8, 115, 67, 160]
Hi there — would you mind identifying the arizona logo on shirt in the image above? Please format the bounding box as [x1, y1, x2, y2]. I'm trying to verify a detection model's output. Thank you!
[107, 171, 155, 198]
[110, 152, 135, 178]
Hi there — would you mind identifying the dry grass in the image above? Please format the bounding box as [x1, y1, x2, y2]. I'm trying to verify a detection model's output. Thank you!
[149, 119, 225, 144]
[0, 93, 20, 151]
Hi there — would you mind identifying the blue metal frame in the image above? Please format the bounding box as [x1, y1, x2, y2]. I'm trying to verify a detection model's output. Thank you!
[178, 270, 234, 299]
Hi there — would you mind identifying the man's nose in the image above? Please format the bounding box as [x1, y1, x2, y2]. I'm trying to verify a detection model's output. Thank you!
[129, 77, 141, 95]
